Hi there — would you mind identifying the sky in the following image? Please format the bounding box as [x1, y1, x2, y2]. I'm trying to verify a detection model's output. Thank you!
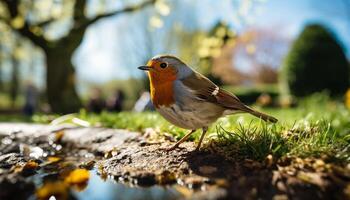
[73, 0, 350, 85]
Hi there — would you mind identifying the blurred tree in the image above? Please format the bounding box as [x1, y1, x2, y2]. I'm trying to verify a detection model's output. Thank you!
[255, 65, 278, 84]
[10, 45, 19, 108]
[197, 22, 236, 85]
[0, 43, 3, 92]
[281, 24, 349, 97]
[0, 0, 155, 113]
[213, 27, 289, 85]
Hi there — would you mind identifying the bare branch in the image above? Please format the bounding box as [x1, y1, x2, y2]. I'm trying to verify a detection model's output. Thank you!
[33, 18, 55, 27]
[83, 0, 156, 27]
[73, 0, 88, 21]
[17, 23, 48, 50]
[2, 0, 19, 17]
[1, 0, 48, 50]
[60, 0, 156, 50]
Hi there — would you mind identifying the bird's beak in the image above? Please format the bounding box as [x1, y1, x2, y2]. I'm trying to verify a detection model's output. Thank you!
[138, 66, 151, 71]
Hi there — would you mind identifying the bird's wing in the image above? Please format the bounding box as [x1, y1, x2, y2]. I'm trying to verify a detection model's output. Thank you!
[180, 72, 247, 111]
[181, 72, 278, 123]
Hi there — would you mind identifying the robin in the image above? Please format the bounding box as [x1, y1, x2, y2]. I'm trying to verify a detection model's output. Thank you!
[138, 55, 277, 151]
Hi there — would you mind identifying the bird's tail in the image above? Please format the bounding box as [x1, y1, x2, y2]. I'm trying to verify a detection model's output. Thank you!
[242, 106, 278, 123]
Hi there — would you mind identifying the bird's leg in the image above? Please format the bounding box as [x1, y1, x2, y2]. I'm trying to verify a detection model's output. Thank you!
[165, 129, 196, 151]
[196, 127, 208, 151]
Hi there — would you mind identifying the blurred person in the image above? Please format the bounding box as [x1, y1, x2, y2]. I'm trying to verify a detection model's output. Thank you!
[133, 91, 154, 112]
[106, 89, 125, 112]
[87, 88, 105, 113]
[23, 82, 38, 116]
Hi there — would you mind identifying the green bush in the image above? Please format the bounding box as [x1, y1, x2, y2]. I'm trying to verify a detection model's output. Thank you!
[281, 24, 349, 97]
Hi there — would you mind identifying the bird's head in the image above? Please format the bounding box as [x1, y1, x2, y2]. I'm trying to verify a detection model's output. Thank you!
[138, 55, 192, 84]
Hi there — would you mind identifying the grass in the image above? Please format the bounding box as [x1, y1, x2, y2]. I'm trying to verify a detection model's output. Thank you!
[211, 94, 350, 161]
[214, 120, 348, 162]
[4, 93, 350, 163]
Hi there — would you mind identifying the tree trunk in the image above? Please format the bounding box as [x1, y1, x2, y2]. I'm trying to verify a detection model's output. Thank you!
[45, 48, 81, 114]
[10, 57, 19, 108]
[0, 65, 3, 92]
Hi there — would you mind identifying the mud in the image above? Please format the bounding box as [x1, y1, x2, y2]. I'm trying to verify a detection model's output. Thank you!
[0, 123, 349, 200]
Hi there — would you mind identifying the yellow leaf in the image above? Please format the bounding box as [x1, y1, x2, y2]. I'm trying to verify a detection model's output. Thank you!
[64, 169, 90, 185]
[36, 181, 68, 200]
[48, 156, 61, 162]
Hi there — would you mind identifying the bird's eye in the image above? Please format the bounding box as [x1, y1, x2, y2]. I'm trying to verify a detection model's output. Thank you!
[160, 62, 167, 68]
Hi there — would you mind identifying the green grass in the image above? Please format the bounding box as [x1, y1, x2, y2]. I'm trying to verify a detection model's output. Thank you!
[5, 93, 350, 163]
[0, 93, 24, 109]
[0, 114, 32, 122]
[210, 94, 349, 161]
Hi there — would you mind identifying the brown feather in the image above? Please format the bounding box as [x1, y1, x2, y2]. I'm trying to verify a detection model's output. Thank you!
[182, 72, 278, 123]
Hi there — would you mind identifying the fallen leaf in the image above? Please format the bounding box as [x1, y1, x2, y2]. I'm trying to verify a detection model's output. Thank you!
[36, 181, 68, 200]
[48, 156, 61, 163]
[64, 168, 90, 185]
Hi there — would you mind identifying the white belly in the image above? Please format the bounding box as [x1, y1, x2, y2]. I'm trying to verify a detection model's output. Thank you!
[156, 102, 222, 130]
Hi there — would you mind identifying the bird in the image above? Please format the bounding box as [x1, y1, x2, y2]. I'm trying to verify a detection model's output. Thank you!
[138, 55, 278, 151]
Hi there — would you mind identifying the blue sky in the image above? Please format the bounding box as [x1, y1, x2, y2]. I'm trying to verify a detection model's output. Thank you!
[251, 0, 350, 47]
[74, 0, 350, 84]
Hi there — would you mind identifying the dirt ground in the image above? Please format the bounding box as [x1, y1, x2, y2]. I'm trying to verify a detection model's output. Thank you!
[0, 123, 349, 200]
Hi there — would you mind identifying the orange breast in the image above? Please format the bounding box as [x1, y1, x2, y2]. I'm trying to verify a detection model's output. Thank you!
[148, 72, 176, 108]
[150, 81, 174, 108]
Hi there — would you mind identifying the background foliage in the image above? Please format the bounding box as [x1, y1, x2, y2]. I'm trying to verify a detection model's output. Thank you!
[281, 24, 349, 97]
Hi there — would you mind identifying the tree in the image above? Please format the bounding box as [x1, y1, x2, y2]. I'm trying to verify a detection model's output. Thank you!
[10, 45, 19, 108]
[281, 24, 349, 97]
[0, 0, 155, 113]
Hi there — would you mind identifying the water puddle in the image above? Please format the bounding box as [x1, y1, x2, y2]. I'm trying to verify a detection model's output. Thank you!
[1, 130, 226, 200]
[73, 170, 181, 200]
[0, 132, 184, 200]
[28, 169, 182, 200]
